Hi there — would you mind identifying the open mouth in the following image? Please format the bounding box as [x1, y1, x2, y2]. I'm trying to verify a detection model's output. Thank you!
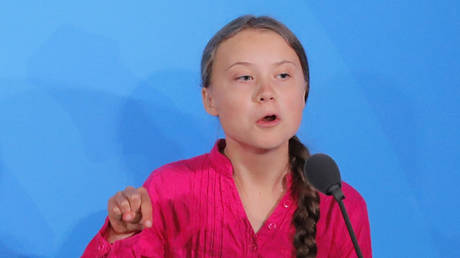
[257, 113, 280, 125]
[256, 113, 280, 127]
[263, 114, 277, 122]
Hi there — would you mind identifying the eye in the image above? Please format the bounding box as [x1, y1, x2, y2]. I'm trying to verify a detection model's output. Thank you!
[236, 75, 254, 81]
[277, 73, 291, 80]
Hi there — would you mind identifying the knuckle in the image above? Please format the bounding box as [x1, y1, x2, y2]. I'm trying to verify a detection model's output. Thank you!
[117, 193, 127, 202]
[111, 209, 121, 217]
[131, 193, 140, 201]
[120, 200, 129, 207]
[108, 197, 118, 208]
[138, 186, 147, 193]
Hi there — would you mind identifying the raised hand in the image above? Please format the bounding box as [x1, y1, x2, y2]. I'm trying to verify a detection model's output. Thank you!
[106, 186, 152, 243]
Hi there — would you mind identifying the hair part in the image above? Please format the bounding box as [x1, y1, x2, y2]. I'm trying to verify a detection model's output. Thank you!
[200, 15, 320, 257]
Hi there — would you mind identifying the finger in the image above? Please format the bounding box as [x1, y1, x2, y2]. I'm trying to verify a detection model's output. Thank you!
[125, 222, 144, 233]
[108, 195, 128, 234]
[121, 194, 139, 223]
[108, 195, 122, 221]
[115, 191, 131, 215]
[139, 187, 153, 228]
[124, 186, 142, 217]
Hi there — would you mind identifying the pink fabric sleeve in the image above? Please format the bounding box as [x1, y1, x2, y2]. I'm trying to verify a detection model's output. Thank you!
[81, 172, 167, 257]
[81, 218, 166, 258]
[81, 218, 114, 257]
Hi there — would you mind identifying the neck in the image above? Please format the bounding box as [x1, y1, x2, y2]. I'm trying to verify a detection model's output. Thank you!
[223, 138, 290, 192]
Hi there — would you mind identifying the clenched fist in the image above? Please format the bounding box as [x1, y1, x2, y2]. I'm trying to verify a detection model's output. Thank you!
[106, 186, 152, 243]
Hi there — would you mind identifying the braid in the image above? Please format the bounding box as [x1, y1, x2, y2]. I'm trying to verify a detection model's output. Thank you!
[289, 136, 320, 258]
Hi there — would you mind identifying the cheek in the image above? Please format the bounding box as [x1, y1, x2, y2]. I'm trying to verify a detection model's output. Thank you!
[290, 101, 305, 121]
[214, 86, 250, 112]
[217, 100, 250, 137]
[215, 92, 248, 120]
[285, 89, 306, 123]
[286, 84, 306, 107]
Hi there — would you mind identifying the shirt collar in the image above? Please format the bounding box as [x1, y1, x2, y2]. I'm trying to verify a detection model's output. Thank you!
[209, 139, 234, 178]
[209, 139, 294, 189]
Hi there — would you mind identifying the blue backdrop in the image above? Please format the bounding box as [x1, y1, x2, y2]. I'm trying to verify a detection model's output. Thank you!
[1, 1, 459, 257]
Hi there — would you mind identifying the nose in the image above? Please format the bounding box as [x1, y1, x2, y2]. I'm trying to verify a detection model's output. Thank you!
[256, 81, 276, 103]
[259, 95, 274, 102]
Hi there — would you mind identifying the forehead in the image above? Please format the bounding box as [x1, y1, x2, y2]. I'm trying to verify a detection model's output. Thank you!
[214, 29, 300, 67]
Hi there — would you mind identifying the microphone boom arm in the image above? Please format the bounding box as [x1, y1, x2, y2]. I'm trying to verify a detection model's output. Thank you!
[330, 185, 364, 258]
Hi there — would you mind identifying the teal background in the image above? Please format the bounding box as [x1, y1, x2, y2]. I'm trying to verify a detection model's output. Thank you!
[1, 1, 459, 257]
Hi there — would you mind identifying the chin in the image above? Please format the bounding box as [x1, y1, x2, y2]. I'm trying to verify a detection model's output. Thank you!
[225, 127, 297, 152]
[246, 135, 291, 152]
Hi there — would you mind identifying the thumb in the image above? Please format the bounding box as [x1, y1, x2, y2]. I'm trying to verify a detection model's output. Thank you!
[138, 187, 153, 228]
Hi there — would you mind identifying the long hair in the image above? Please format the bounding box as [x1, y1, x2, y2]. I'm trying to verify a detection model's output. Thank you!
[200, 15, 320, 257]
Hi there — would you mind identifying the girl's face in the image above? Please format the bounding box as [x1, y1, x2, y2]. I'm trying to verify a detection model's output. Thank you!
[202, 29, 307, 151]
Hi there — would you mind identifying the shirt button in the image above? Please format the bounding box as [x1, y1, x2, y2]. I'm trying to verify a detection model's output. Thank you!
[98, 242, 108, 252]
[252, 243, 258, 251]
[268, 223, 277, 230]
[283, 200, 290, 208]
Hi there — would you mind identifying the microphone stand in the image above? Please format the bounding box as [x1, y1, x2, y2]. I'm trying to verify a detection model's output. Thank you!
[329, 184, 363, 258]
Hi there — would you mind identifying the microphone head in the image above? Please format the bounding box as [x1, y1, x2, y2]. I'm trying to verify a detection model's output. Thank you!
[303, 153, 342, 195]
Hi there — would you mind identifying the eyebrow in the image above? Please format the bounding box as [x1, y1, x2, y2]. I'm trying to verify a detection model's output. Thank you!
[225, 61, 252, 71]
[225, 60, 298, 71]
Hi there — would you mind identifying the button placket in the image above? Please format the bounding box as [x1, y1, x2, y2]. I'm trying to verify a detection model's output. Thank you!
[283, 200, 290, 208]
[249, 238, 258, 255]
[267, 223, 277, 231]
[251, 235, 258, 253]
[97, 242, 107, 252]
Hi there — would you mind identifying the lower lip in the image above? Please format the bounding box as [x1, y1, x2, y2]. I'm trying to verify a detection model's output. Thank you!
[256, 118, 281, 128]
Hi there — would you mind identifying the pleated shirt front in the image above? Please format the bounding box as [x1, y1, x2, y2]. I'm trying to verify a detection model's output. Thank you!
[83, 140, 372, 258]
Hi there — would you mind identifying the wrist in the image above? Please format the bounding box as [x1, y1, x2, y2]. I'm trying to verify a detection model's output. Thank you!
[104, 224, 136, 244]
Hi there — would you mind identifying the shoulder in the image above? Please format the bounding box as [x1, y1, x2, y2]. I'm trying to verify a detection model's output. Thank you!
[318, 181, 369, 219]
[142, 153, 212, 198]
[316, 181, 372, 256]
[341, 181, 368, 211]
[317, 181, 370, 230]
[149, 153, 211, 178]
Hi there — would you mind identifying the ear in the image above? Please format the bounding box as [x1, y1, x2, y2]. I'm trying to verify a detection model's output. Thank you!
[303, 82, 309, 105]
[202, 87, 219, 116]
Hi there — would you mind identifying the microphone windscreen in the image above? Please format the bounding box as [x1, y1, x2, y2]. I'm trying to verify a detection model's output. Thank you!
[303, 153, 342, 195]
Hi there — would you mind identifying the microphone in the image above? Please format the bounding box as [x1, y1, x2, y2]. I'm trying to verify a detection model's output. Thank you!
[304, 154, 364, 258]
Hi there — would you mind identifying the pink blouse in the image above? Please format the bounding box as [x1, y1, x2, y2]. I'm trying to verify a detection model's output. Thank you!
[83, 140, 372, 257]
